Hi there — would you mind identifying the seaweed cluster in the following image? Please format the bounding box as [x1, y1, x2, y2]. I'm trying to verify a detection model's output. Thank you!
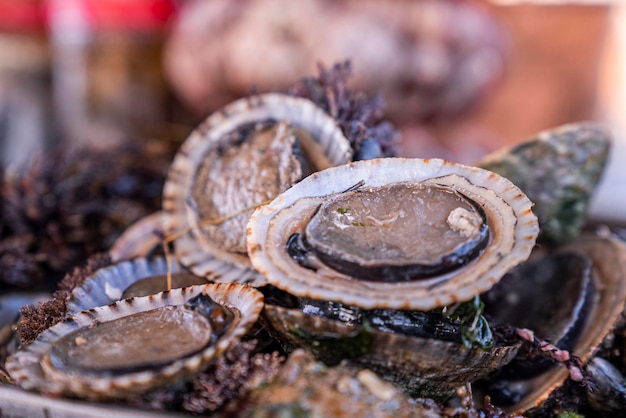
[0, 145, 171, 291]
[290, 61, 399, 160]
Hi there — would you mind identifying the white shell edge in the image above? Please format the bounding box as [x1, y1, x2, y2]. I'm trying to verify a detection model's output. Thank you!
[247, 157, 539, 310]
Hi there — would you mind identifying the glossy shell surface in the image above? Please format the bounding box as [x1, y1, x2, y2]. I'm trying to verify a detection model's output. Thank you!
[163, 93, 352, 286]
[263, 304, 519, 400]
[248, 158, 539, 310]
[7, 283, 264, 400]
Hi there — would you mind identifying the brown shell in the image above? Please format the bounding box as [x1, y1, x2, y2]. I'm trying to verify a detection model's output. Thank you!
[163, 93, 352, 286]
[248, 157, 539, 310]
[6, 284, 264, 400]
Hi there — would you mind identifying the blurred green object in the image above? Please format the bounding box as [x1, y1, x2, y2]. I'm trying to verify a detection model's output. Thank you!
[477, 122, 611, 245]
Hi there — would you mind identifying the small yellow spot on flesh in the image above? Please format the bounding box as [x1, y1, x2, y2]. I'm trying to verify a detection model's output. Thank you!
[447, 207, 482, 238]
[74, 337, 88, 346]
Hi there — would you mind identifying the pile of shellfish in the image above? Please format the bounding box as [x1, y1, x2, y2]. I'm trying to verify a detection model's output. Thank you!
[2, 87, 624, 418]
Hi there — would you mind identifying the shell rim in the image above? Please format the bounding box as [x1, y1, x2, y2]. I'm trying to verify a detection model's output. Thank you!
[6, 283, 264, 399]
[162, 93, 353, 286]
[247, 157, 539, 310]
[66, 256, 187, 315]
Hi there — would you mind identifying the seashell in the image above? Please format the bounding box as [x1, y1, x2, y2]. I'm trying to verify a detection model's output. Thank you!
[66, 257, 206, 315]
[477, 122, 611, 245]
[484, 251, 595, 378]
[6, 283, 264, 400]
[109, 211, 167, 262]
[163, 93, 352, 286]
[585, 357, 626, 413]
[262, 303, 519, 400]
[485, 235, 626, 414]
[248, 157, 539, 310]
[248, 157, 536, 398]
[231, 349, 447, 417]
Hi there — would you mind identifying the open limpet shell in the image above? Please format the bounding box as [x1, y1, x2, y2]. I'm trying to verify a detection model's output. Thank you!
[162, 93, 352, 286]
[66, 257, 199, 315]
[247, 157, 539, 310]
[7, 284, 263, 400]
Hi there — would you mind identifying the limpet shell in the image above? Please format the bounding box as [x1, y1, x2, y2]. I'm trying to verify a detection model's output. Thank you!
[247, 157, 539, 310]
[109, 211, 167, 262]
[477, 122, 611, 245]
[6, 283, 264, 400]
[163, 93, 352, 286]
[66, 257, 199, 315]
[502, 235, 626, 414]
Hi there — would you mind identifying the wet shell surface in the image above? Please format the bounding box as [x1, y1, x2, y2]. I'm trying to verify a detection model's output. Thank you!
[163, 93, 352, 286]
[263, 304, 519, 400]
[247, 157, 539, 310]
[6, 283, 264, 400]
[66, 257, 205, 315]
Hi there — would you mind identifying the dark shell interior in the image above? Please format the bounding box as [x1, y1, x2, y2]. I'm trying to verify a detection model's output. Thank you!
[295, 183, 489, 282]
[50, 293, 233, 376]
[483, 251, 595, 388]
[484, 252, 594, 354]
[481, 237, 626, 412]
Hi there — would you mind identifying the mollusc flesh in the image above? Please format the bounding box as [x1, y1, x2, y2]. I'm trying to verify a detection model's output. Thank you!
[248, 157, 539, 310]
[163, 93, 352, 286]
[247, 157, 537, 398]
[6, 283, 263, 400]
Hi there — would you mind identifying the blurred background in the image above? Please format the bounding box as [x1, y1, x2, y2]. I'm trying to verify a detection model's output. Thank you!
[0, 0, 624, 219]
